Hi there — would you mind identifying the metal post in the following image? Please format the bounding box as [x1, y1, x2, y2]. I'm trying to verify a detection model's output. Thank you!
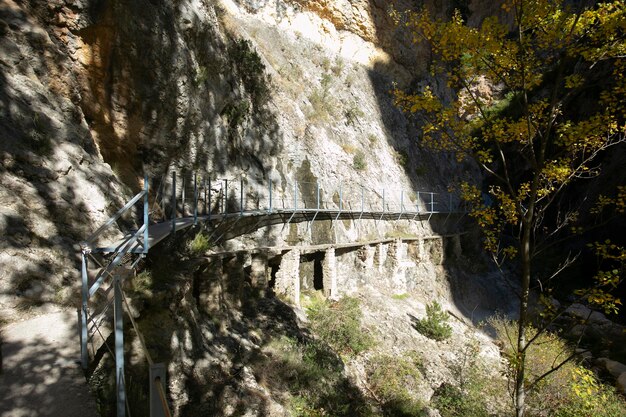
[80, 251, 89, 369]
[399, 190, 404, 220]
[208, 178, 212, 221]
[359, 186, 364, 221]
[223, 179, 228, 215]
[144, 174, 149, 254]
[268, 180, 272, 213]
[413, 190, 420, 220]
[240, 176, 244, 216]
[171, 172, 176, 234]
[339, 184, 343, 211]
[294, 181, 298, 211]
[317, 183, 320, 210]
[181, 175, 186, 217]
[203, 177, 207, 216]
[150, 363, 167, 417]
[378, 188, 385, 220]
[114, 275, 125, 417]
[380, 188, 385, 221]
[430, 192, 435, 213]
[193, 173, 198, 226]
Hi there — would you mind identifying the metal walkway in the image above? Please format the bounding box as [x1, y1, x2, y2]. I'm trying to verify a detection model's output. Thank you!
[77, 171, 463, 417]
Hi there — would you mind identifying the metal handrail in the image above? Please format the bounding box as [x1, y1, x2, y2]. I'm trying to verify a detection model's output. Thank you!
[82, 190, 147, 248]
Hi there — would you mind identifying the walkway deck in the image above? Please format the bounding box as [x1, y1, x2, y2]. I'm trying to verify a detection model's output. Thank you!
[0, 310, 99, 417]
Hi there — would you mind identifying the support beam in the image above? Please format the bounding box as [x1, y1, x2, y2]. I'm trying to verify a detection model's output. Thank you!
[322, 247, 338, 300]
[114, 275, 126, 417]
[80, 251, 89, 369]
[274, 249, 300, 306]
[150, 363, 167, 417]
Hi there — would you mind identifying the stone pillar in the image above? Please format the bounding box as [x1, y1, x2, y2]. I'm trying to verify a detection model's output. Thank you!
[197, 256, 223, 314]
[322, 247, 338, 299]
[357, 245, 375, 269]
[250, 253, 269, 296]
[375, 243, 386, 272]
[417, 238, 425, 262]
[274, 249, 301, 306]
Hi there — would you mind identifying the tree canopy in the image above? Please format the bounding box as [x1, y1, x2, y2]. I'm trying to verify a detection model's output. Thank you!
[392, 1, 626, 416]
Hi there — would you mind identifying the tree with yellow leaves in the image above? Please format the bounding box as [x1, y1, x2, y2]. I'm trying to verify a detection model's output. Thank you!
[393, 1, 626, 416]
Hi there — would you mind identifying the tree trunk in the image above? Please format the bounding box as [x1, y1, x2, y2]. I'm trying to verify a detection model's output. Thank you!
[515, 215, 533, 417]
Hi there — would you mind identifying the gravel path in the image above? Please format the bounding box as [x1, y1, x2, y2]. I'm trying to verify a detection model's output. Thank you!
[0, 309, 99, 417]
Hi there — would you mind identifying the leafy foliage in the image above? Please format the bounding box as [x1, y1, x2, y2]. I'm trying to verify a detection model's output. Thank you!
[188, 232, 211, 255]
[393, 2, 626, 414]
[261, 336, 372, 417]
[413, 301, 452, 341]
[307, 297, 373, 356]
[487, 316, 626, 417]
[367, 352, 426, 416]
[353, 150, 367, 171]
[229, 38, 270, 107]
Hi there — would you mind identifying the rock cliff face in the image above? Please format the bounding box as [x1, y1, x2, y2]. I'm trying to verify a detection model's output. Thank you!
[0, 0, 457, 319]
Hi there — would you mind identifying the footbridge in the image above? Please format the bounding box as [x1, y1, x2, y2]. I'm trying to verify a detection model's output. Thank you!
[77, 171, 464, 417]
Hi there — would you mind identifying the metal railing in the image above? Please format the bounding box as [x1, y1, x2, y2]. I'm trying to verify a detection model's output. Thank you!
[78, 169, 462, 417]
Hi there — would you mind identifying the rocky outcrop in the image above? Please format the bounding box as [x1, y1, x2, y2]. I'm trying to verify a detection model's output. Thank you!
[0, 0, 464, 322]
[0, 0, 128, 318]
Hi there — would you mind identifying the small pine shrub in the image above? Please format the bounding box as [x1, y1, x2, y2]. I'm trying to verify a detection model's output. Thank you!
[307, 297, 373, 356]
[189, 232, 211, 255]
[367, 352, 425, 416]
[432, 383, 489, 417]
[132, 271, 153, 296]
[413, 301, 452, 341]
[353, 151, 367, 171]
[392, 293, 410, 300]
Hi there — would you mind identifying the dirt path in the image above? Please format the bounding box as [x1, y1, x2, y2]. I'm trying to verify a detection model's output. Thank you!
[0, 309, 99, 417]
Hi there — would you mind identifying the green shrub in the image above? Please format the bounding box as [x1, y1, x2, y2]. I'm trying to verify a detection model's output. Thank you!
[432, 383, 488, 417]
[262, 336, 370, 417]
[486, 316, 626, 417]
[392, 293, 410, 300]
[229, 38, 270, 106]
[432, 340, 491, 417]
[307, 297, 373, 356]
[413, 301, 452, 341]
[132, 271, 153, 296]
[353, 151, 367, 171]
[345, 104, 365, 125]
[367, 353, 425, 416]
[189, 232, 211, 255]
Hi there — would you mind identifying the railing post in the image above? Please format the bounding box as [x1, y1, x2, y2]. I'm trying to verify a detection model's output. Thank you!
[417, 191, 420, 212]
[359, 186, 364, 220]
[208, 178, 212, 221]
[114, 275, 126, 417]
[150, 363, 167, 417]
[399, 190, 404, 220]
[223, 179, 228, 215]
[430, 192, 435, 213]
[80, 250, 89, 369]
[317, 182, 320, 210]
[294, 181, 298, 211]
[339, 184, 343, 211]
[204, 177, 207, 216]
[181, 175, 186, 217]
[171, 172, 176, 234]
[378, 188, 386, 221]
[144, 174, 149, 254]
[240, 176, 244, 216]
[268, 179, 273, 213]
[193, 173, 198, 226]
